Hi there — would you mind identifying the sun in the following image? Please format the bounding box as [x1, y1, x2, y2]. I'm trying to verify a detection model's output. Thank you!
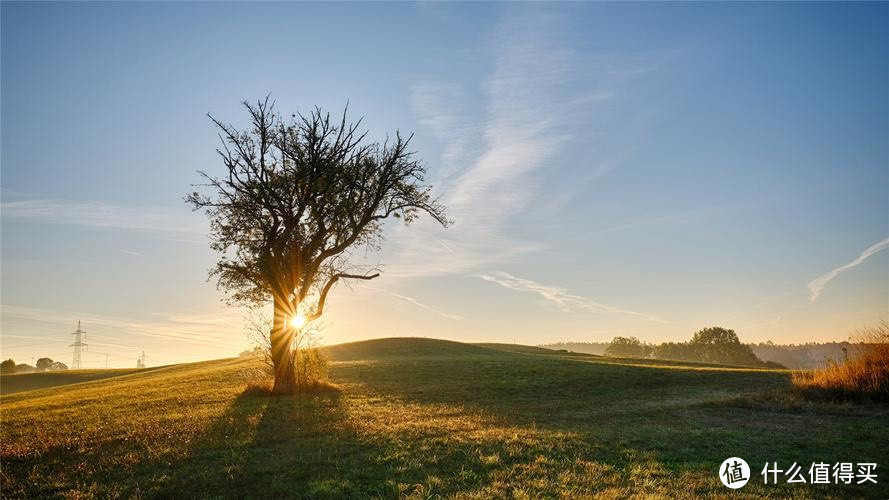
[289, 314, 306, 329]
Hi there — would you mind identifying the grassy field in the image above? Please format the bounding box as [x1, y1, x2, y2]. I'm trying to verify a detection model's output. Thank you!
[1, 338, 887, 498]
[0, 367, 158, 395]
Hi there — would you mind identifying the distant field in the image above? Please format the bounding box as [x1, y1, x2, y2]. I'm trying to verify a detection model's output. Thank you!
[1, 338, 887, 498]
[0, 367, 158, 395]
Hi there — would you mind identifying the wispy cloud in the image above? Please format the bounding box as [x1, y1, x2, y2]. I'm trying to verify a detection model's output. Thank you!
[392, 8, 676, 283]
[390, 9, 604, 278]
[0, 304, 244, 351]
[808, 237, 889, 302]
[119, 249, 144, 257]
[1, 199, 206, 234]
[478, 271, 665, 323]
[360, 286, 463, 321]
[408, 82, 478, 182]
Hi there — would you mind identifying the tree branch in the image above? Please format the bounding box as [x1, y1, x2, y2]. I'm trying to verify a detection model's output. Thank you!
[305, 272, 380, 322]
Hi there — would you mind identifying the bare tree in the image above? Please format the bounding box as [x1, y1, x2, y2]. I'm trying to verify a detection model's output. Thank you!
[187, 97, 448, 393]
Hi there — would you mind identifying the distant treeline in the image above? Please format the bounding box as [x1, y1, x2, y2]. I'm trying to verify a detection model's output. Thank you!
[0, 358, 68, 374]
[748, 342, 853, 370]
[541, 337, 858, 369]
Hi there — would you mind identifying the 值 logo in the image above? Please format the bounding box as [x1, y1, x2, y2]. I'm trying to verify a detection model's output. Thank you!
[720, 457, 750, 489]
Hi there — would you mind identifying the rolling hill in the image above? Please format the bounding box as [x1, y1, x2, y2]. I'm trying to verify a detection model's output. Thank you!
[1, 338, 887, 498]
[0, 367, 159, 395]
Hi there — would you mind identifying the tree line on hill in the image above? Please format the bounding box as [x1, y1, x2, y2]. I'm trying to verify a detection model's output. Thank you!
[542, 327, 793, 368]
[543, 336, 859, 370]
[0, 358, 69, 374]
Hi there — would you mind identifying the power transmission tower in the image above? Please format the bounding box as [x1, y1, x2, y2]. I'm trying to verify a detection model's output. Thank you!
[69, 320, 87, 369]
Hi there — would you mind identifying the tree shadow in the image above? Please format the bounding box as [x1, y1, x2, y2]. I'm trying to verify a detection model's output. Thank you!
[140, 387, 511, 498]
[124, 353, 888, 498]
[324, 353, 889, 496]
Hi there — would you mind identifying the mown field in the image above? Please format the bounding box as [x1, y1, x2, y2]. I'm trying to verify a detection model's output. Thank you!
[1, 338, 887, 498]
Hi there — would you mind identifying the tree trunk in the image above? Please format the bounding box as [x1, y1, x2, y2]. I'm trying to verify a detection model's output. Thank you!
[270, 297, 295, 394]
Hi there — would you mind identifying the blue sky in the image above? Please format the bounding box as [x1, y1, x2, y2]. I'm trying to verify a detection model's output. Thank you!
[2, 2, 887, 367]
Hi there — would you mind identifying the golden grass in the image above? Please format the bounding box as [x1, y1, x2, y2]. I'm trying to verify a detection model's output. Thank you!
[243, 375, 340, 396]
[2, 338, 886, 498]
[792, 321, 889, 403]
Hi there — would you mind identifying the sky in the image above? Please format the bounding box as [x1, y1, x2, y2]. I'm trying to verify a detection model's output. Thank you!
[1, 2, 887, 368]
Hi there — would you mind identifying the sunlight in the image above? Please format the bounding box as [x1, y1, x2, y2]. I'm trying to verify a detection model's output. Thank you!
[290, 313, 306, 329]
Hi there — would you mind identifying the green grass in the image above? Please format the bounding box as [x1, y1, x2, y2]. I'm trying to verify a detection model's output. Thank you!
[2, 337, 887, 498]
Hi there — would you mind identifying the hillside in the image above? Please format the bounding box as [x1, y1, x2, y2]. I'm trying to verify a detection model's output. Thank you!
[2, 337, 887, 498]
[0, 367, 158, 395]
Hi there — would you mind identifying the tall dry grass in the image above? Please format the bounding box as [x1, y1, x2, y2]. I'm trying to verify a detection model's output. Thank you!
[241, 311, 333, 395]
[791, 321, 889, 403]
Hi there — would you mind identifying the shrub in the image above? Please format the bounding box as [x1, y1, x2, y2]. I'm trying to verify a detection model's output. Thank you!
[243, 311, 330, 394]
[1, 359, 16, 374]
[792, 321, 889, 403]
[652, 342, 698, 362]
[605, 336, 651, 358]
[689, 327, 760, 365]
[35, 358, 53, 372]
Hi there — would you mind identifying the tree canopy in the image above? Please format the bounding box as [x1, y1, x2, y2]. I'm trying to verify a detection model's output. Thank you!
[1, 359, 16, 374]
[35, 358, 53, 372]
[689, 327, 760, 365]
[187, 97, 449, 392]
[605, 336, 651, 358]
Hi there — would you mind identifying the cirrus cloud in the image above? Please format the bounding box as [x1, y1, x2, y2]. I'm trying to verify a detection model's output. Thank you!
[808, 237, 889, 302]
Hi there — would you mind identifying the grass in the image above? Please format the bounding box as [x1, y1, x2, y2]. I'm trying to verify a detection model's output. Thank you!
[792, 322, 889, 403]
[1, 337, 887, 498]
[0, 367, 158, 395]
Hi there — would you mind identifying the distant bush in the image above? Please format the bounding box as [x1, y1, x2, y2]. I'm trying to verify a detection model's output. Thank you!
[652, 342, 698, 362]
[688, 327, 760, 365]
[605, 337, 651, 358]
[1, 359, 16, 374]
[14, 364, 34, 373]
[35, 358, 53, 372]
[792, 321, 889, 403]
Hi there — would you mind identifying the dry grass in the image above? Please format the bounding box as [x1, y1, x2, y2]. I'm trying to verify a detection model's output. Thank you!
[243, 375, 340, 396]
[2, 338, 886, 498]
[239, 346, 335, 396]
[792, 321, 889, 403]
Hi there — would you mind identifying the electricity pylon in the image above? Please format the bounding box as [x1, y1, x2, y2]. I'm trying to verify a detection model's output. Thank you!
[69, 320, 87, 369]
